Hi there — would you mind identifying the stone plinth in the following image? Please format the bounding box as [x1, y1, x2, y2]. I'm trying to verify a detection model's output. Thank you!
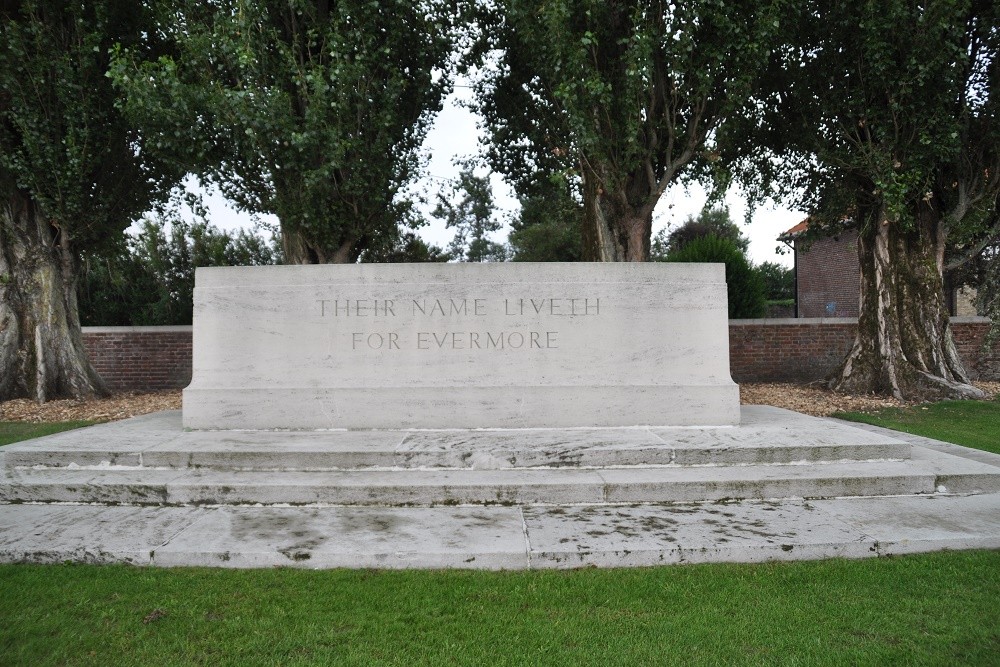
[182, 263, 739, 429]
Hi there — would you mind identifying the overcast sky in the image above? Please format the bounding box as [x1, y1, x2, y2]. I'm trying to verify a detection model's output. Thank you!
[198, 85, 801, 267]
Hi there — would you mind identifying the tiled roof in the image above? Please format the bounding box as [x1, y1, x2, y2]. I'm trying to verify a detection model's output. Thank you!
[783, 218, 809, 236]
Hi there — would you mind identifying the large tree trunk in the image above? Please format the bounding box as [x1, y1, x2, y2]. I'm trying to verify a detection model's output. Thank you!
[281, 226, 355, 264]
[0, 191, 107, 402]
[830, 200, 984, 401]
[581, 166, 653, 262]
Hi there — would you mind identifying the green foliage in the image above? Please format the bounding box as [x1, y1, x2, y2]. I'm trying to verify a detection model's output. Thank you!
[3, 552, 1000, 665]
[110, 0, 461, 262]
[653, 207, 750, 260]
[836, 398, 1000, 455]
[727, 1, 1000, 253]
[756, 261, 794, 302]
[472, 0, 788, 259]
[508, 178, 583, 262]
[359, 231, 451, 263]
[0, 0, 180, 254]
[78, 213, 280, 326]
[432, 167, 507, 263]
[665, 236, 767, 319]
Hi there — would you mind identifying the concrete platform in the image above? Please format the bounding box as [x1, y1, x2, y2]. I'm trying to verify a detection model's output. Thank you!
[1, 407, 998, 569]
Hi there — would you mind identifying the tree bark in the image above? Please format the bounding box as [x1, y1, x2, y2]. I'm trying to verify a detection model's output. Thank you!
[830, 200, 984, 401]
[281, 226, 355, 264]
[0, 191, 107, 402]
[581, 165, 653, 262]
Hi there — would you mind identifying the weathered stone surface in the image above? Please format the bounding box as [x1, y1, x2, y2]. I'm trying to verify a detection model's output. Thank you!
[153, 506, 529, 569]
[522, 501, 872, 568]
[3, 494, 999, 569]
[3, 409, 999, 569]
[182, 263, 739, 429]
[4, 407, 909, 471]
[0, 505, 201, 565]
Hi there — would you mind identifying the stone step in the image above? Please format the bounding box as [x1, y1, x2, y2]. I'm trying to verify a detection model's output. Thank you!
[2, 407, 911, 472]
[5, 494, 1000, 569]
[4, 454, 999, 507]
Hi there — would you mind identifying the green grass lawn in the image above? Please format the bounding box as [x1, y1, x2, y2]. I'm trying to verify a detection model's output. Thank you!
[0, 421, 94, 447]
[1, 552, 998, 666]
[836, 398, 1000, 455]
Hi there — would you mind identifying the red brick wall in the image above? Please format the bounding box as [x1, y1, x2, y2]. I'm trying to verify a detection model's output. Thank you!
[950, 318, 1000, 380]
[82, 327, 192, 392]
[83, 320, 1000, 392]
[729, 317, 1000, 383]
[729, 318, 857, 382]
[795, 231, 860, 318]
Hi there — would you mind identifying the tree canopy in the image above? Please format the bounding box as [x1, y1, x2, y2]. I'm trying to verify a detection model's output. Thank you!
[650, 206, 750, 260]
[507, 176, 583, 262]
[79, 214, 280, 326]
[111, 0, 461, 264]
[472, 0, 787, 261]
[431, 167, 507, 263]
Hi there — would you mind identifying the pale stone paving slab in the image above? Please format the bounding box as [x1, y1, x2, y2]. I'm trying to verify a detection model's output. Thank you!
[809, 494, 1000, 556]
[2, 408, 913, 472]
[8, 455, 1000, 506]
[833, 419, 1000, 469]
[2, 411, 186, 468]
[396, 428, 672, 469]
[2, 495, 998, 569]
[0, 505, 202, 565]
[595, 462, 939, 503]
[657, 406, 910, 464]
[152, 506, 529, 569]
[522, 501, 873, 568]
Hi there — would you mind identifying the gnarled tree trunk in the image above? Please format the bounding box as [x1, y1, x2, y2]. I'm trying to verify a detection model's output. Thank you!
[0, 191, 106, 402]
[581, 165, 653, 262]
[281, 226, 355, 264]
[830, 200, 984, 401]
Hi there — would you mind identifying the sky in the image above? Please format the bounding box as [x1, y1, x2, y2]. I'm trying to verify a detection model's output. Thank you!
[197, 84, 802, 268]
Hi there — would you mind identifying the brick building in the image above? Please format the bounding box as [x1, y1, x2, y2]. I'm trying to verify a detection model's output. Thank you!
[781, 221, 860, 318]
[780, 220, 977, 318]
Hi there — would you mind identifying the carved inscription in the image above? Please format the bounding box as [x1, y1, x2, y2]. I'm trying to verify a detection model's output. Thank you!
[315, 297, 601, 351]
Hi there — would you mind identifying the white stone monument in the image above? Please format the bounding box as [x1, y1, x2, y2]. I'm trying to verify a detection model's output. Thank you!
[182, 263, 739, 429]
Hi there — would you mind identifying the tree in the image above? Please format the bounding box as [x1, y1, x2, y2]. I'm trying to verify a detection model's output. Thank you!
[111, 0, 460, 264]
[650, 206, 750, 260]
[80, 213, 280, 326]
[756, 261, 794, 302]
[664, 235, 767, 319]
[472, 0, 786, 261]
[507, 177, 583, 262]
[0, 1, 180, 401]
[726, 0, 999, 400]
[359, 230, 451, 263]
[432, 167, 507, 262]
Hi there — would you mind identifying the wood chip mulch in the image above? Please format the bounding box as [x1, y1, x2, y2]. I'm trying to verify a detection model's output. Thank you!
[1, 382, 998, 424]
[740, 380, 1000, 417]
[0, 391, 182, 423]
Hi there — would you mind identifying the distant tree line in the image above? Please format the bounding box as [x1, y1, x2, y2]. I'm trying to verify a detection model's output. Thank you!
[78, 214, 280, 326]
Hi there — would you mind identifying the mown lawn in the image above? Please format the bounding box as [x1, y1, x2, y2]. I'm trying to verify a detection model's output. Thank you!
[1, 552, 999, 666]
[836, 398, 1000, 455]
[0, 421, 94, 447]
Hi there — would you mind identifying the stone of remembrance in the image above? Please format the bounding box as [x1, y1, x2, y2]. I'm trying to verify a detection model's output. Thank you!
[182, 263, 740, 429]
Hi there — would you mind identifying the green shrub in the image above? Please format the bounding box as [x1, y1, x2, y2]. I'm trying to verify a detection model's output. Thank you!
[756, 261, 794, 301]
[664, 235, 767, 319]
